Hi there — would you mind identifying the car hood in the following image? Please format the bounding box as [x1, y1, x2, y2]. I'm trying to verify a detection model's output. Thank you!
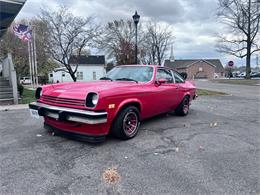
[43, 81, 138, 99]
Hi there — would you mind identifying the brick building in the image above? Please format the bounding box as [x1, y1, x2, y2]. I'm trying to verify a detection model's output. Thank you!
[164, 59, 225, 79]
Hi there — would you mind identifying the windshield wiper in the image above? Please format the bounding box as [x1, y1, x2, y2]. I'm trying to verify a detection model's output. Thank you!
[100, 77, 113, 81]
[115, 78, 138, 83]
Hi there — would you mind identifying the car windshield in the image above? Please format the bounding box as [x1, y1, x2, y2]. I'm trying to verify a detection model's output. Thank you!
[105, 66, 154, 82]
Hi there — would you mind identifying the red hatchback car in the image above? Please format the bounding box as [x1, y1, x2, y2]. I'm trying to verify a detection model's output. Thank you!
[29, 65, 196, 142]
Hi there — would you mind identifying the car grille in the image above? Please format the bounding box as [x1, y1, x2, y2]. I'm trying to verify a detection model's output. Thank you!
[41, 95, 85, 107]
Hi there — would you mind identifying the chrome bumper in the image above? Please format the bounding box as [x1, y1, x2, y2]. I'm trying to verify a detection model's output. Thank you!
[29, 102, 107, 124]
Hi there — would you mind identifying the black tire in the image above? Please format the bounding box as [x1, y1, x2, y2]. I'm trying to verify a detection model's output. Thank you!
[111, 106, 140, 140]
[175, 96, 190, 116]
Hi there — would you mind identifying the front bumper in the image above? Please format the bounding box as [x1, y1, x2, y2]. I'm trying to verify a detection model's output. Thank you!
[44, 123, 106, 143]
[29, 102, 107, 125]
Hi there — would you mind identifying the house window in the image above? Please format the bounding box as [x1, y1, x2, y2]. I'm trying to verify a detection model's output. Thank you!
[62, 72, 65, 77]
[199, 67, 203, 72]
[77, 72, 83, 80]
[49, 73, 53, 77]
[93, 71, 96, 80]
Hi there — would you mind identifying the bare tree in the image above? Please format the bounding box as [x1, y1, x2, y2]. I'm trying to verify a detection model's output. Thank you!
[39, 6, 100, 81]
[98, 19, 173, 66]
[141, 22, 173, 65]
[98, 19, 136, 65]
[217, 0, 260, 79]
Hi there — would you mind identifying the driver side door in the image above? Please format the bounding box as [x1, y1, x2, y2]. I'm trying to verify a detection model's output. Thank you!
[152, 68, 179, 114]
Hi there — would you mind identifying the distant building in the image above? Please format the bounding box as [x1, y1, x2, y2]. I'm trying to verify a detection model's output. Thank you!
[49, 55, 105, 83]
[164, 59, 225, 79]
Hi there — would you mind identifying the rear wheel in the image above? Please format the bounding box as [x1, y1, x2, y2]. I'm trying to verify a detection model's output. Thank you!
[175, 96, 190, 116]
[111, 106, 140, 140]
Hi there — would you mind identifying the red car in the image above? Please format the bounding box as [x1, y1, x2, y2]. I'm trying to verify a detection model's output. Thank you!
[29, 65, 196, 142]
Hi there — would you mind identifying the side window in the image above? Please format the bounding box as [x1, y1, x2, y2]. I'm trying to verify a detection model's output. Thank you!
[173, 72, 184, 83]
[156, 69, 174, 83]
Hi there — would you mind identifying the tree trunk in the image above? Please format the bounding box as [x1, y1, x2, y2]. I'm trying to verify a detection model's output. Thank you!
[69, 69, 77, 82]
[245, 56, 251, 79]
[245, 0, 252, 80]
[71, 73, 77, 82]
[66, 64, 77, 82]
[245, 42, 251, 79]
[156, 46, 161, 65]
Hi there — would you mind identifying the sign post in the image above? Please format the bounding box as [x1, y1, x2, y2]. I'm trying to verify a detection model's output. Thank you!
[228, 61, 234, 79]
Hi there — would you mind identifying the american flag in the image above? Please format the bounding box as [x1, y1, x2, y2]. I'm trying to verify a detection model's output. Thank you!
[13, 24, 32, 42]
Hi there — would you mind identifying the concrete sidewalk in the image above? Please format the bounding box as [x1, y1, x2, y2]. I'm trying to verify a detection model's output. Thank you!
[0, 104, 28, 111]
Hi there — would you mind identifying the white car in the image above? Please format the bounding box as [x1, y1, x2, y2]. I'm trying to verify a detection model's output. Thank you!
[20, 77, 32, 85]
[237, 72, 246, 78]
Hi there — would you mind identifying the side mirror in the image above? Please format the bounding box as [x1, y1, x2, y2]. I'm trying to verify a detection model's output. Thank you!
[179, 72, 187, 80]
[156, 78, 167, 85]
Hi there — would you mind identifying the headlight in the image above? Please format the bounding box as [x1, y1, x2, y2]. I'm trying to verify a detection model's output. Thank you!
[35, 87, 42, 99]
[92, 94, 98, 105]
[86, 92, 99, 107]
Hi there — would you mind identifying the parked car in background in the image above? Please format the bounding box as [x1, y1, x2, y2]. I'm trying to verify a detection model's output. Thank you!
[232, 71, 240, 77]
[251, 72, 260, 78]
[29, 65, 197, 142]
[237, 72, 246, 78]
[20, 77, 32, 85]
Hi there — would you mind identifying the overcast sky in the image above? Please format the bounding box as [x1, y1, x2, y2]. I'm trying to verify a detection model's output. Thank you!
[16, 0, 257, 67]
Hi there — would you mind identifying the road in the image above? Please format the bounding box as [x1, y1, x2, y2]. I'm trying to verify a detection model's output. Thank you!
[195, 80, 260, 100]
[0, 82, 259, 195]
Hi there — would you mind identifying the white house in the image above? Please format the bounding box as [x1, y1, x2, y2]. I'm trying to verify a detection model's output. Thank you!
[49, 55, 106, 83]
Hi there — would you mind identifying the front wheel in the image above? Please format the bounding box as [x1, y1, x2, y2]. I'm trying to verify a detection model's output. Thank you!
[175, 96, 190, 116]
[111, 106, 140, 140]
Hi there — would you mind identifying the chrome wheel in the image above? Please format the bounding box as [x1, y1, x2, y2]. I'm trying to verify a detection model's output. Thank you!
[123, 111, 138, 137]
[183, 98, 189, 114]
[111, 106, 140, 140]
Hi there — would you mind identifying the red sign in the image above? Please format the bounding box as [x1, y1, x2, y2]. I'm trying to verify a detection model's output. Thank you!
[228, 61, 234, 67]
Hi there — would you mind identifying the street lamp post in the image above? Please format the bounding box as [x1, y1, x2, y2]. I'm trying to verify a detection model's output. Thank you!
[132, 11, 140, 64]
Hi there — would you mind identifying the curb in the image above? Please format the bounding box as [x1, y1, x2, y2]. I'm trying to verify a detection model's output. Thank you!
[0, 104, 28, 111]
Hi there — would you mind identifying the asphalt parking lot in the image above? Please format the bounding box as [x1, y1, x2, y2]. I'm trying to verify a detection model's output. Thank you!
[0, 81, 259, 195]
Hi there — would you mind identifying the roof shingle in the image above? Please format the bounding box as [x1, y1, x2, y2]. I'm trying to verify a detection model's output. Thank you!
[165, 59, 224, 73]
[69, 55, 105, 65]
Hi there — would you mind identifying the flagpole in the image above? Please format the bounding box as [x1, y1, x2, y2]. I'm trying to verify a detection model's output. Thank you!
[13, 24, 35, 88]
[27, 41, 33, 88]
[33, 28, 38, 87]
[30, 40, 35, 88]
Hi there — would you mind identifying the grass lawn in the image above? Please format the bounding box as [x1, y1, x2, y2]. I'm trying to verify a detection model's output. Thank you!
[212, 79, 260, 86]
[197, 88, 228, 96]
[19, 88, 35, 104]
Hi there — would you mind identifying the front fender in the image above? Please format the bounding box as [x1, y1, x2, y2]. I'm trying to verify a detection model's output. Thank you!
[183, 91, 195, 102]
[114, 98, 143, 119]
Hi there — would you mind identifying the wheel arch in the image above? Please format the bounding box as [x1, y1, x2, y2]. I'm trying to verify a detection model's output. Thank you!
[115, 99, 142, 118]
[109, 99, 142, 136]
[183, 92, 191, 101]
